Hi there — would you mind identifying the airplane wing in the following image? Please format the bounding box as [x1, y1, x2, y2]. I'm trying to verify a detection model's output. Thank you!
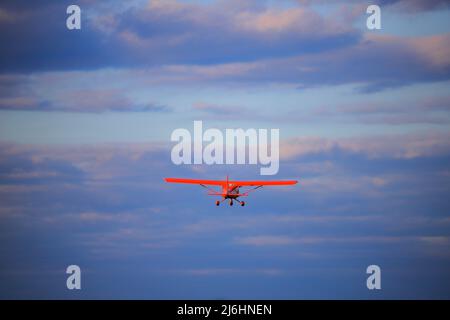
[230, 180, 298, 186]
[165, 178, 298, 186]
[164, 178, 225, 186]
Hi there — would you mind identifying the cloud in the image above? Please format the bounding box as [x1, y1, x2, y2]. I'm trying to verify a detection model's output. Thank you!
[0, 97, 46, 110]
[3, 32, 449, 112]
[380, 0, 450, 12]
[193, 102, 236, 114]
[51, 89, 172, 113]
[317, 95, 450, 115]
[192, 101, 259, 121]
[75, 33, 449, 92]
[235, 235, 298, 246]
[244, 33, 450, 92]
[178, 268, 283, 276]
[299, 0, 450, 12]
[235, 235, 450, 246]
[0, 1, 116, 72]
[310, 95, 450, 125]
[0, 0, 359, 73]
[280, 133, 450, 160]
[1, 138, 450, 298]
[419, 236, 450, 245]
[114, 0, 358, 62]
[0, 81, 172, 112]
[0, 1, 448, 94]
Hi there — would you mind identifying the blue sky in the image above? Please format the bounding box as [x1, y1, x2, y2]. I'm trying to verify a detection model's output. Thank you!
[0, 0, 450, 299]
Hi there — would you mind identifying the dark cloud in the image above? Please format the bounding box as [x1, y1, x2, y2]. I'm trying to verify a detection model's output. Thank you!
[238, 34, 450, 92]
[0, 0, 359, 73]
[378, 0, 450, 12]
[299, 0, 450, 12]
[0, 1, 448, 93]
[0, 1, 123, 72]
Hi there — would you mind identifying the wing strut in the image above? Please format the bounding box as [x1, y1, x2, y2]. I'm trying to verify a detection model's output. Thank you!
[242, 185, 263, 196]
[200, 184, 220, 194]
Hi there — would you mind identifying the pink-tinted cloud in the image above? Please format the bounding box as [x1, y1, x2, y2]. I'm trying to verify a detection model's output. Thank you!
[0, 81, 172, 112]
[0, 0, 360, 73]
[310, 94, 450, 125]
[192, 101, 258, 121]
[235, 235, 450, 246]
[298, 0, 450, 13]
[280, 133, 450, 160]
[99, 33, 450, 91]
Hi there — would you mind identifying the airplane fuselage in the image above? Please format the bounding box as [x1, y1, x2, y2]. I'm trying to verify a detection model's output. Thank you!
[222, 184, 239, 199]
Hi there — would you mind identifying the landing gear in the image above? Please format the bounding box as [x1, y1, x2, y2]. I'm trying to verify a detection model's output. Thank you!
[217, 198, 245, 207]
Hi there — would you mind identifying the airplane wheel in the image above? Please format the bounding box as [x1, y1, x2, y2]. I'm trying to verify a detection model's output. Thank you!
[229, 200, 233, 206]
[216, 200, 220, 206]
[241, 201, 245, 207]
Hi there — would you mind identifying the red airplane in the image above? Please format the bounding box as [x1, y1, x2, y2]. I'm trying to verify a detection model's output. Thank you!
[164, 176, 298, 206]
